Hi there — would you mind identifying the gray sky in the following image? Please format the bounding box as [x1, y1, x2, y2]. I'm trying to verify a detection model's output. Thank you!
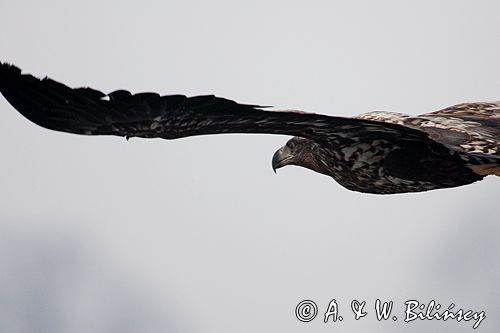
[1, 1, 499, 332]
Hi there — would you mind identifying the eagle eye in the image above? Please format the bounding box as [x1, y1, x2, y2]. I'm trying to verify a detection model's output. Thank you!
[287, 141, 295, 149]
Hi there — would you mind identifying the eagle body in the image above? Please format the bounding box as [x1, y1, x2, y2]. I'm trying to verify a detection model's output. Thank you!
[312, 109, 498, 193]
[306, 126, 484, 194]
[1, 63, 498, 194]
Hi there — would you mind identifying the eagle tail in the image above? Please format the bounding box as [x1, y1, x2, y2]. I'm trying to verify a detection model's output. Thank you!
[467, 153, 500, 176]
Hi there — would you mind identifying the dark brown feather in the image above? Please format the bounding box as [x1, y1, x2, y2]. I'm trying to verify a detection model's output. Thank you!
[0, 62, 430, 143]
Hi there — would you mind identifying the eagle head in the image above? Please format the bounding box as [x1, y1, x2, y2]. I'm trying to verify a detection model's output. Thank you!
[272, 137, 328, 175]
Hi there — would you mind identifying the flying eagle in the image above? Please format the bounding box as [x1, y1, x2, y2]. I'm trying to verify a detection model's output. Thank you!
[0, 63, 498, 194]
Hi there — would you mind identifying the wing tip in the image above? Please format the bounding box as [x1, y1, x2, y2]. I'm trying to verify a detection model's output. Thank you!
[0, 61, 21, 73]
[0, 61, 22, 83]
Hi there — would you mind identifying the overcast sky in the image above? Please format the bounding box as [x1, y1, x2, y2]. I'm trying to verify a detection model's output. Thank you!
[1, 1, 499, 332]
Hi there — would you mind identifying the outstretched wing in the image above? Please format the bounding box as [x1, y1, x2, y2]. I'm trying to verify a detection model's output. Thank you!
[404, 102, 500, 157]
[0, 63, 433, 146]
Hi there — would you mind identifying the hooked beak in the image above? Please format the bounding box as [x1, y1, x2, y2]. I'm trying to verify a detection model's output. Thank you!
[272, 146, 294, 173]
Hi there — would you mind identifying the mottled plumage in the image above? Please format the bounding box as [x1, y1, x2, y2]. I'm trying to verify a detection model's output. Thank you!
[1, 63, 498, 194]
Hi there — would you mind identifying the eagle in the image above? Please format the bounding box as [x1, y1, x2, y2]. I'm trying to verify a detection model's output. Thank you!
[0, 62, 498, 194]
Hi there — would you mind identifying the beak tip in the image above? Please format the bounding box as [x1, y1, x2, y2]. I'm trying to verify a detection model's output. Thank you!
[272, 146, 292, 174]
